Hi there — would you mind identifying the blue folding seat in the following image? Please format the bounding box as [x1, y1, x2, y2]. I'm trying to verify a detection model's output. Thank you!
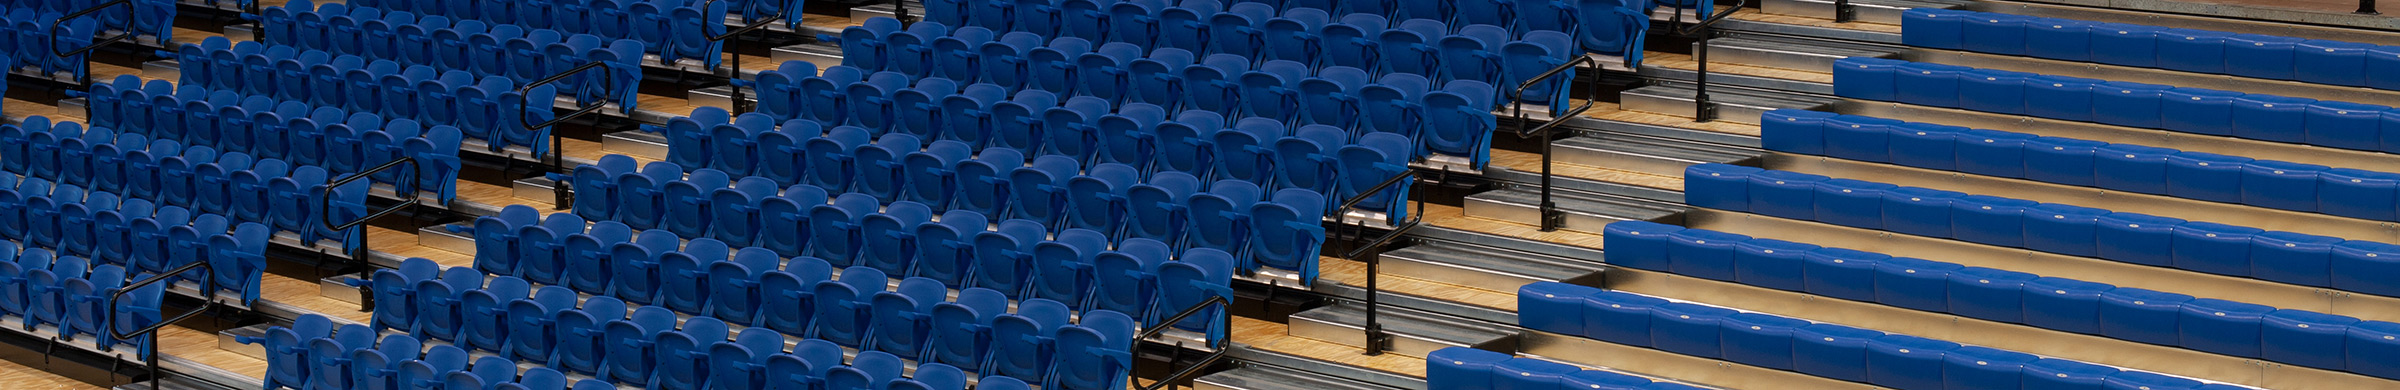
[975, 219, 1049, 298]
[2347, 320, 2400, 379]
[1793, 323, 1886, 382]
[2258, 309, 2360, 370]
[1648, 302, 1736, 358]
[834, 18, 902, 72]
[1040, 96, 1113, 164]
[704, 248, 781, 324]
[1720, 312, 1813, 370]
[550, 295, 626, 376]
[2296, 39, 2376, 87]
[659, 170, 732, 241]
[2025, 75, 2102, 122]
[2022, 203, 2109, 258]
[2024, 277, 2115, 335]
[2101, 372, 2203, 390]
[797, 126, 873, 193]
[1050, 310, 1137, 390]
[1371, 18, 1444, 79]
[811, 266, 889, 347]
[607, 230, 680, 306]
[1883, 187, 1967, 237]
[1877, 257, 1964, 312]
[1236, 60, 1310, 124]
[1832, 57, 1907, 101]
[986, 298, 1072, 381]
[2089, 23, 2163, 68]
[1685, 164, 1762, 211]
[1440, 24, 1510, 89]
[860, 201, 936, 276]
[1027, 38, 1095, 97]
[2021, 137, 2107, 186]
[1951, 195, 2038, 248]
[1260, 8, 1331, 67]
[2154, 28, 2236, 74]
[651, 316, 730, 390]
[2021, 358, 2118, 390]
[987, 91, 1062, 156]
[1057, 163, 1139, 234]
[1207, 2, 1276, 58]
[1253, 188, 1330, 281]
[1088, 238, 1171, 319]
[1732, 238, 1816, 292]
[1316, 14, 1387, 72]
[1821, 115, 1900, 163]
[2318, 168, 2400, 221]
[1097, 103, 1170, 168]
[758, 257, 835, 337]
[2238, 160, 2330, 212]
[2229, 95, 2316, 143]
[2333, 241, 2400, 296]
[404, 266, 480, 343]
[1954, 69, 2033, 115]
[1866, 334, 1960, 390]
[1072, 43, 1143, 106]
[1031, 228, 1109, 307]
[799, 66, 866, 125]
[2092, 144, 2176, 195]
[1001, 155, 1078, 227]
[866, 277, 947, 359]
[2092, 213, 2182, 268]
[1157, 0, 1223, 53]
[924, 287, 1009, 370]
[1949, 267, 2040, 323]
[1490, 358, 1581, 390]
[1158, 248, 1236, 339]
[462, 205, 541, 278]
[1802, 247, 1888, 302]
[976, 33, 1044, 92]
[607, 162, 683, 231]
[1354, 74, 1431, 149]
[708, 113, 780, 177]
[2171, 221, 2264, 276]
[502, 286, 577, 363]
[1893, 62, 1971, 108]
[1574, 290, 1668, 347]
[1208, 117, 1283, 184]
[1601, 221, 1683, 272]
[1667, 229, 1748, 282]
[1427, 347, 1512, 390]
[1295, 66, 1368, 132]
[2092, 81, 2172, 129]
[61, 264, 125, 342]
[2302, 101, 2388, 151]
[1940, 345, 2040, 390]
[2180, 298, 2275, 358]
[2156, 87, 2244, 136]
[1962, 13, 2031, 55]
[852, 134, 925, 204]
[1761, 109, 1836, 155]
[912, 210, 989, 288]
[2102, 286, 2198, 346]
[802, 193, 879, 267]
[1862, 123, 1953, 174]
[2164, 152, 2252, 203]
[460, 276, 532, 353]
[1520, 282, 1602, 335]
[1954, 129, 2036, 179]
[2250, 231, 2345, 287]
[1746, 170, 1828, 221]
[845, 72, 917, 132]
[1900, 9, 1969, 49]
[516, 213, 589, 286]
[887, 22, 951, 79]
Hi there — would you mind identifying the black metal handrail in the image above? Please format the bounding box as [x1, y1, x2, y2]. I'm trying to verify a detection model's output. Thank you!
[109, 261, 215, 390]
[1333, 168, 1425, 356]
[319, 157, 420, 261]
[1664, 0, 1748, 124]
[706, 0, 787, 114]
[520, 61, 623, 210]
[49, 0, 134, 88]
[1131, 295, 1231, 390]
[1508, 55, 1601, 232]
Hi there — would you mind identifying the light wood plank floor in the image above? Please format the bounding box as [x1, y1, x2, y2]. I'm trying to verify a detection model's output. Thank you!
[0, 354, 105, 390]
[1421, 203, 1609, 250]
[1319, 256, 1519, 310]
[1491, 149, 1684, 191]
[157, 325, 266, 380]
[1230, 317, 1428, 378]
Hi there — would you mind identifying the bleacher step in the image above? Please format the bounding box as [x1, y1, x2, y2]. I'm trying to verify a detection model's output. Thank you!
[1194, 364, 1403, 390]
[1381, 241, 1602, 294]
[144, 60, 179, 81]
[1286, 302, 1517, 357]
[1461, 188, 1682, 233]
[601, 130, 670, 160]
[1701, 36, 1898, 72]
[1550, 134, 1759, 177]
[217, 325, 268, 359]
[1758, 0, 1966, 24]
[851, 2, 926, 22]
[774, 42, 845, 71]
[417, 225, 476, 255]
[513, 177, 564, 205]
[321, 274, 366, 304]
[1618, 85, 1835, 125]
[114, 375, 235, 390]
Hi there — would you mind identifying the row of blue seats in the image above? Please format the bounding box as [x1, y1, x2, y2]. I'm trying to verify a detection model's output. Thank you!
[1430, 348, 1712, 390]
[251, 312, 1029, 390]
[456, 198, 1239, 333]
[162, 40, 565, 156]
[568, 152, 1331, 285]
[76, 76, 467, 205]
[778, 59, 1498, 169]
[1762, 109, 2400, 222]
[1602, 221, 2400, 377]
[1683, 163, 2400, 296]
[1833, 57, 2399, 154]
[326, 0, 733, 68]
[357, 257, 1138, 390]
[914, 0, 1660, 65]
[0, 8, 105, 80]
[0, 242, 168, 357]
[1515, 282, 2254, 390]
[832, 13, 1579, 109]
[1902, 9, 2400, 89]
[639, 110, 1413, 230]
[252, 2, 646, 108]
[0, 177, 268, 307]
[1, 0, 173, 43]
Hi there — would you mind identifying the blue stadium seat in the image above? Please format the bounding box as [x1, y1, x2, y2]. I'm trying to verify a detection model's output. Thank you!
[927, 287, 1009, 369]
[2101, 371, 2201, 390]
[1648, 302, 1737, 358]
[502, 286, 577, 363]
[1157, 248, 1235, 340]
[1949, 267, 2039, 323]
[1866, 334, 1960, 390]
[986, 298, 1071, 381]
[1732, 239, 1816, 292]
[2250, 231, 2343, 287]
[2025, 75, 2101, 122]
[1950, 195, 2036, 248]
[807, 193, 880, 266]
[2303, 101, 2387, 151]
[2163, 152, 2252, 203]
[2179, 298, 2274, 358]
[757, 185, 831, 259]
[1722, 312, 1813, 371]
[1882, 187, 1967, 238]
[868, 277, 947, 359]
[1957, 69, 2032, 115]
[2228, 95, 2316, 143]
[706, 248, 781, 323]
[760, 257, 835, 336]
[2092, 144, 2176, 195]
[900, 140, 976, 211]
[2221, 34, 2305, 80]
[1667, 229, 1748, 282]
[2333, 241, 2400, 297]
[1602, 221, 1682, 271]
[2296, 40, 2375, 87]
[1962, 14, 2030, 55]
[1821, 115, 1900, 163]
[1954, 129, 2035, 179]
[979, 33, 1044, 91]
[1033, 228, 1109, 307]
[1521, 282, 1604, 334]
[551, 296, 625, 376]
[1359, 73, 1431, 141]
[2091, 81, 2171, 129]
[914, 210, 989, 288]
[1876, 257, 1964, 312]
[1582, 291, 1668, 347]
[2320, 168, 2400, 221]
[1793, 323, 1885, 382]
[1423, 81, 1499, 169]
[2022, 358, 2118, 390]
[1812, 179, 1898, 229]
[812, 266, 889, 347]
[1801, 248, 1887, 302]
[2159, 88, 2244, 136]
[1746, 170, 1828, 221]
[1427, 347, 1513, 390]
[2262, 309, 2360, 371]
[1894, 62, 1970, 108]
[2170, 221, 2263, 276]
[1901, 9, 1969, 50]
[1566, 370, 1656, 390]
[1091, 238, 1171, 318]
[1761, 109, 1836, 155]
[2024, 277, 2115, 335]
[2025, 204, 2110, 258]
[1941, 346, 2039, 390]
[2025, 136, 2107, 184]
[954, 148, 1027, 218]
[2090, 23, 2163, 68]
[974, 219, 1047, 298]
